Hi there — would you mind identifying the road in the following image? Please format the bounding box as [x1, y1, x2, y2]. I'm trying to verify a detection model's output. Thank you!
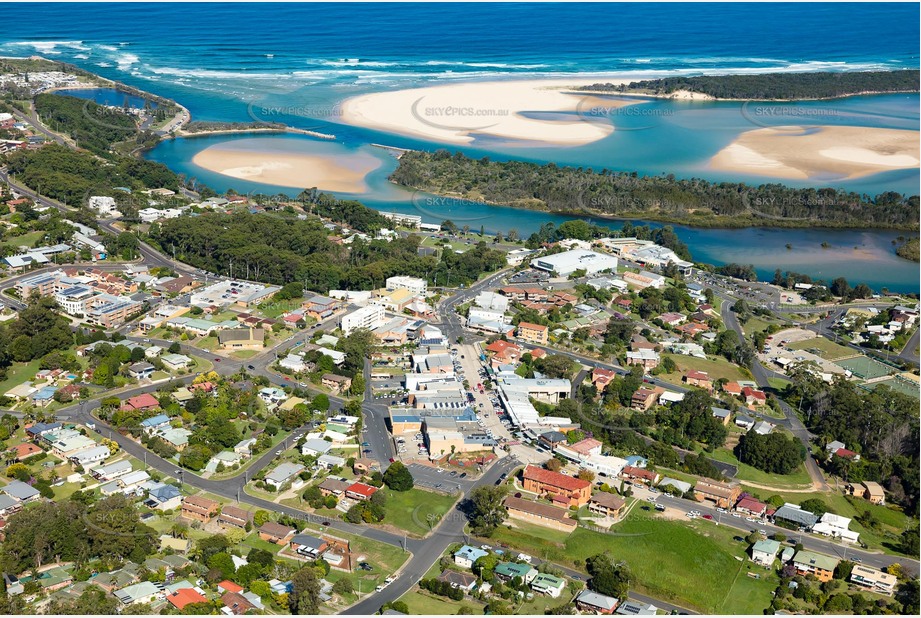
[719, 296, 829, 491]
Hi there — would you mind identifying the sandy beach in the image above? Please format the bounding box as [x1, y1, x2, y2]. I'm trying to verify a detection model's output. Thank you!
[192, 139, 382, 193]
[709, 125, 919, 180]
[340, 77, 640, 146]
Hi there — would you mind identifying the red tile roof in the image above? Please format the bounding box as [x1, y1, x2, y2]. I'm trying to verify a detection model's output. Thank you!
[569, 437, 602, 455]
[518, 321, 548, 332]
[167, 588, 207, 609]
[523, 465, 591, 492]
[685, 370, 710, 381]
[121, 393, 161, 411]
[218, 580, 243, 594]
[736, 496, 767, 513]
[346, 482, 378, 498]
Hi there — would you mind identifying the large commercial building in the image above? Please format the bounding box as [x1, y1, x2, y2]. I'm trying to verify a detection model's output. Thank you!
[532, 249, 618, 277]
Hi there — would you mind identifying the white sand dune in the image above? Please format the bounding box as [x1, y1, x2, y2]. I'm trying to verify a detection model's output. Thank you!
[709, 125, 919, 180]
[339, 77, 640, 146]
[193, 144, 381, 193]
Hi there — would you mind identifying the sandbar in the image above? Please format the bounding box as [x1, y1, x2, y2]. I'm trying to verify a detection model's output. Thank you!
[192, 139, 382, 193]
[709, 125, 919, 181]
[339, 77, 639, 146]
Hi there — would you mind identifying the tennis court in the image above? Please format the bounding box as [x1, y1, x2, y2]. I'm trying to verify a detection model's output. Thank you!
[835, 355, 896, 380]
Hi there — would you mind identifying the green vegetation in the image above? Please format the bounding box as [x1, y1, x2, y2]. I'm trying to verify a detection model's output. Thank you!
[487, 516, 777, 613]
[149, 208, 506, 293]
[579, 70, 920, 100]
[4, 143, 181, 206]
[391, 150, 919, 230]
[734, 431, 806, 475]
[382, 488, 458, 536]
[895, 236, 919, 262]
[0, 297, 79, 385]
[785, 364, 919, 517]
[786, 336, 854, 360]
[34, 93, 139, 155]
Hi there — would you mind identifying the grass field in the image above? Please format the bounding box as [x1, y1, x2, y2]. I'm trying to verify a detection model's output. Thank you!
[661, 354, 750, 384]
[484, 515, 777, 613]
[400, 590, 485, 615]
[742, 316, 774, 337]
[709, 448, 813, 489]
[382, 488, 459, 537]
[1, 230, 46, 251]
[0, 358, 42, 395]
[787, 337, 854, 361]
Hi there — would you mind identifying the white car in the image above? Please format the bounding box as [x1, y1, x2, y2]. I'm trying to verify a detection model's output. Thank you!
[716, 507, 727, 513]
[745, 517, 758, 523]
[731, 512, 742, 518]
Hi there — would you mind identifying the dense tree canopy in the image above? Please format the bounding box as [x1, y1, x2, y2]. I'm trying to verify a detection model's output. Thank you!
[735, 431, 805, 475]
[391, 150, 918, 229]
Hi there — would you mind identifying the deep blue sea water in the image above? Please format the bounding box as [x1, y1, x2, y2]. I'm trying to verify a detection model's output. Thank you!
[1, 3, 918, 290]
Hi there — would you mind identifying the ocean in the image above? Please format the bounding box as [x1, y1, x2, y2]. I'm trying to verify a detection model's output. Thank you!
[1, 2, 919, 290]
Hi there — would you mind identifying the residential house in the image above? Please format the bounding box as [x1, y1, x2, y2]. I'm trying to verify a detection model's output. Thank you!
[453, 545, 488, 569]
[631, 387, 658, 411]
[531, 573, 566, 598]
[345, 482, 378, 501]
[538, 430, 567, 451]
[222, 591, 255, 615]
[128, 362, 155, 380]
[751, 539, 781, 566]
[625, 348, 660, 370]
[575, 590, 619, 614]
[742, 386, 767, 406]
[792, 550, 839, 583]
[495, 562, 538, 584]
[301, 438, 333, 457]
[694, 479, 740, 509]
[591, 367, 617, 391]
[321, 373, 352, 393]
[6, 442, 42, 461]
[161, 353, 193, 371]
[140, 414, 171, 434]
[259, 522, 295, 545]
[521, 464, 592, 507]
[319, 478, 351, 498]
[166, 588, 208, 611]
[850, 565, 898, 595]
[437, 570, 477, 594]
[147, 484, 182, 511]
[114, 581, 162, 606]
[503, 496, 578, 533]
[616, 601, 659, 615]
[683, 370, 712, 391]
[620, 466, 659, 485]
[588, 492, 626, 519]
[121, 393, 161, 412]
[711, 407, 732, 425]
[735, 496, 767, 517]
[846, 480, 886, 505]
[218, 506, 253, 529]
[264, 462, 305, 490]
[290, 534, 328, 559]
[180, 495, 219, 523]
[218, 327, 265, 350]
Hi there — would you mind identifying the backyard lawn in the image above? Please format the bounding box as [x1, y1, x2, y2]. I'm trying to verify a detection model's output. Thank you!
[661, 354, 750, 384]
[400, 590, 485, 615]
